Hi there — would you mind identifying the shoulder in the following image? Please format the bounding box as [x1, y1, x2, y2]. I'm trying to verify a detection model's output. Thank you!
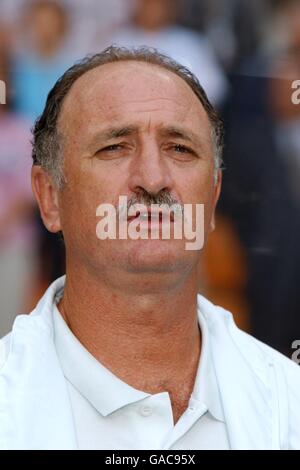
[0, 276, 66, 373]
[198, 293, 300, 379]
[198, 294, 300, 449]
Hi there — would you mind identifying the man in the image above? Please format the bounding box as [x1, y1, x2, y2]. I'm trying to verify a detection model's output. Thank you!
[0, 46, 299, 450]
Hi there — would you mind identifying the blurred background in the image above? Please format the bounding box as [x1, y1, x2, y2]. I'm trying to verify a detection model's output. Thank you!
[0, 0, 300, 356]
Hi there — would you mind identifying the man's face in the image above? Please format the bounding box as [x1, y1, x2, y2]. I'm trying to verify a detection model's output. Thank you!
[38, 61, 221, 287]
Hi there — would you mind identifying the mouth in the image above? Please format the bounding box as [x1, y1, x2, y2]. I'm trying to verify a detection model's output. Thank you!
[127, 208, 175, 223]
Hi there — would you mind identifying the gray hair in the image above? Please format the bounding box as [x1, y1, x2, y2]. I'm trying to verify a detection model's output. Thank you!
[32, 45, 224, 188]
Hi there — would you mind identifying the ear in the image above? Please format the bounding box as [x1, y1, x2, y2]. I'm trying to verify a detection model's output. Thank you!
[31, 166, 62, 233]
[209, 169, 222, 233]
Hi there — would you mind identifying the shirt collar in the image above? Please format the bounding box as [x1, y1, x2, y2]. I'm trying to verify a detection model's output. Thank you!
[191, 305, 225, 422]
[52, 282, 224, 422]
[53, 292, 150, 416]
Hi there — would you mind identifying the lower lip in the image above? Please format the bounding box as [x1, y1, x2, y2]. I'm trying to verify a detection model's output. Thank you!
[127, 217, 174, 229]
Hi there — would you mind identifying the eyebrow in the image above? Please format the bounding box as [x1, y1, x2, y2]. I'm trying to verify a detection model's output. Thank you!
[94, 125, 139, 142]
[158, 126, 205, 148]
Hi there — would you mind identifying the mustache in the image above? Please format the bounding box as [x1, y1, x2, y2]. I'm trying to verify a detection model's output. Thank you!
[116, 189, 184, 218]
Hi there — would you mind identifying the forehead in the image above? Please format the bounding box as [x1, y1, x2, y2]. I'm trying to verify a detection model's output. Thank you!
[59, 61, 211, 139]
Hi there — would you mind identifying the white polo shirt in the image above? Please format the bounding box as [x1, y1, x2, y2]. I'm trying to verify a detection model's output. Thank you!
[52, 291, 229, 450]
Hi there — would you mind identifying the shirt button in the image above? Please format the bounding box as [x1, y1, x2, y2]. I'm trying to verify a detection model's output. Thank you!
[139, 405, 153, 417]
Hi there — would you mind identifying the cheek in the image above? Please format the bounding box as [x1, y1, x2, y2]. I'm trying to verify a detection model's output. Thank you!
[59, 169, 125, 250]
[65, 161, 113, 206]
[179, 171, 216, 229]
[179, 169, 215, 203]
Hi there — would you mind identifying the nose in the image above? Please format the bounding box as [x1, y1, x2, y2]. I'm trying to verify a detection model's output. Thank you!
[127, 140, 173, 196]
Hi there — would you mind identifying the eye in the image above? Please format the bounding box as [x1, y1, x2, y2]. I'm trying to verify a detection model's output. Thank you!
[168, 144, 198, 160]
[98, 144, 123, 153]
[94, 143, 128, 160]
[172, 144, 191, 153]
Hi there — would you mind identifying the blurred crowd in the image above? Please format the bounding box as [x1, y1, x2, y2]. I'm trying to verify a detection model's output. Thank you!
[0, 0, 300, 355]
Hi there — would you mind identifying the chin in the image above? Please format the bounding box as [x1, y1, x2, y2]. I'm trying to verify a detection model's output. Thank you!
[124, 238, 193, 274]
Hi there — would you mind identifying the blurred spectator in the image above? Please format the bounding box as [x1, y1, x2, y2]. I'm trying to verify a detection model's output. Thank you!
[179, 0, 272, 70]
[0, 0, 132, 57]
[0, 58, 37, 336]
[63, 0, 132, 56]
[11, 0, 74, 122]
[103, 0, 228, 106]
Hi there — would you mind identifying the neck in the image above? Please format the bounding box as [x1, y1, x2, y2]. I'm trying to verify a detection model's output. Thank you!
[58, 263, 201, 397]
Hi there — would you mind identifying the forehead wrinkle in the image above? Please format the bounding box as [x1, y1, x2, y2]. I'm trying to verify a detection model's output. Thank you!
[146, 116, 152, 133]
